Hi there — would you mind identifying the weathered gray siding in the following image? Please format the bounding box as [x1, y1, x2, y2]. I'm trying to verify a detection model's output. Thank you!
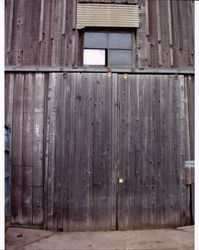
[5, 73, 47, 226]
[5, 72, 194, 230]
[5, 0, 194, 68]
[5, 0, 194, 232]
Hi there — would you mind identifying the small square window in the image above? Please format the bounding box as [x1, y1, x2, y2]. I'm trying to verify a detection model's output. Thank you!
[108, 33, 132, 49]
[83, 31, 133, 67]
[83, 49, 106, 65]
[108, 50, 132, 66]
[84, 32, 108, 48]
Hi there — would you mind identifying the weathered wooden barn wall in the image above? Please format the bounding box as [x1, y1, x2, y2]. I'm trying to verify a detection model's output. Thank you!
[5, 73, 48, 225]
[5, 72, 194, 230]
[117, 74, 194, 229]
[5, 0, 194, 232]
[5, 0, 194, 68]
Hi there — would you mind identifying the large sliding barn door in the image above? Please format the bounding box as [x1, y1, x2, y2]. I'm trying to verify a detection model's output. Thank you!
[5, 72, 192, 230]
[45, 73, 190, 231]
[117, 74, 189, 229]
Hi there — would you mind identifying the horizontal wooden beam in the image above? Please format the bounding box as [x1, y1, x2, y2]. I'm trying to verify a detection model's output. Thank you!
[5, 66, 194, 75]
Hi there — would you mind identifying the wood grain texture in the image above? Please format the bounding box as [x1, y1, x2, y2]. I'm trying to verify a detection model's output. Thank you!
[78, 0, 138, 3]
[5, 0, 14, 53]
[5, 73, 45, 226]
[44, 73, 60, 230]
[186, 75, 194, 160]
[44, 73, 117, 231]
[136, 0, 150, 68]
[5, 74, 14, 127]
[5, 72, 194, 230]
[5, 0, 194, 233]
[117, 74, 191, 229]
[5, 0, 194, 68]
[33, 187, 44, 225]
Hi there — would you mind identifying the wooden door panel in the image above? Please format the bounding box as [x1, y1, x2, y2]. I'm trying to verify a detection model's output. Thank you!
[45, 73, 118, 231]
[117, 74, 188, 229]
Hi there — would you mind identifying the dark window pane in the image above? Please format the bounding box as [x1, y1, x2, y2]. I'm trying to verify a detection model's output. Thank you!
[83, 49, 106, 65]
[84, 32, 108, 48]
[108, 50, 132, 66]
[108, 33, 132, 49]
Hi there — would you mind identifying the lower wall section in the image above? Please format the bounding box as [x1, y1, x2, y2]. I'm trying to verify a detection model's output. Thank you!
[5, 72, 194, 231]
[5, 73, 46, 226]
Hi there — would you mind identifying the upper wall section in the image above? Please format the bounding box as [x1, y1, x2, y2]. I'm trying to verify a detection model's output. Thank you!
[5, 0, 194, 68]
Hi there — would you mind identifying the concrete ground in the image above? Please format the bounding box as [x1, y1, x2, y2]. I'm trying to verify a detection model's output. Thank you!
[5, 226, 194, 250]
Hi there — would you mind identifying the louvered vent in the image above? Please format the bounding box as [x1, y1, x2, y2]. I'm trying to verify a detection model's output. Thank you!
[76, 4, 139, 29]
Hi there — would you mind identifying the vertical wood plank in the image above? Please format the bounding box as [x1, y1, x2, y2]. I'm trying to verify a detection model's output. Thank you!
[6, 0, 14, 53]
[148, 0, 159, 68]
[11, 75, 24, 158]
[159, 0, 171, 67]
[134, 75, 141, 228]
[11, 0, 25, 52]
[167, 0, 174, 67]
[92, 74, 101, 230]
[22, 74, 34, 172]
[32, 73, 45, 225]
[170, 0, 180, 68]
[21, 187, 33, 225]
[154, 75, 161, 227]
[20, 74, 34, 225]
[32, 0, 41, 44]
[43, 73, 50, 229]
[5, 74, 14, 127]
[85, 73, 93, 230]
[22, 0, 33, 51]
[67, 73, 76, 231]
[178, 75, 187, 226]
[111, 73, 118, 230]
[61, 0, 67, 35]
[33, 187, 43, 225]
[187, 76, 194, 160]
[137, 0, 150, 68]
[39, 0, 44, 42]
[149, 75, 158, 227]
[183, 76, 192, 226]
[156, 0, 162, 67]
[45, 73, 59, 230]
[184, 77, 191, 161]
[62, 73, 72, 231]
[53, 74, 63, 230]
[33, 74, 45, 169]
[50, 0, 56, 40]
[53, 0, 62, 38]
[11, 73, 24, 224]
[11, 187, 22, 224]
[42, 0, 52, 43]
[165, 75, 176, 227]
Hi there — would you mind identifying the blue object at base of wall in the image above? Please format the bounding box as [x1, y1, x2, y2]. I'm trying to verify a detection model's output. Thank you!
[5, 124, 11, 225]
